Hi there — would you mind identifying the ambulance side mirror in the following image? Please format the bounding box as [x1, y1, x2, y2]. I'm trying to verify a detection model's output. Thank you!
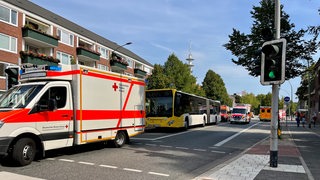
[48, 99, 57, 111]
[30, 99, 57, 114]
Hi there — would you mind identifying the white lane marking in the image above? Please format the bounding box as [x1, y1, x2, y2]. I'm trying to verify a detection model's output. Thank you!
[176, 146, 189, 150]
[78, 161, 95, 165]
[146, 143, 157, 146]
[211, 150, 226, 154]
[123, 168, 143, 173]
[0, 171, 45, 180]
[59, 159, 75, 162]
[194, 149, 207, 152]
[148, 171, 170, 177]
[99, 164, 118, 169]
[214, 122, 261, 147]
[46, 158, 55, 161]
[160, 145, 172, 148]
[152, 130, 193, 140]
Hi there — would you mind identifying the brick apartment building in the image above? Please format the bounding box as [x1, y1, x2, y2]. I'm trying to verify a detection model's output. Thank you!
[0, 0, 153, 92]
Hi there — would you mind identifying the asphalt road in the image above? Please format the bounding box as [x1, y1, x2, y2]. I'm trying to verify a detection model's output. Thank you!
[0, 117, 270, 180]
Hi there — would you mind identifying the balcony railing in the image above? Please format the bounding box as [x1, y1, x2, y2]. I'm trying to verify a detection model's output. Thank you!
[22, 27, 58, 47]
[76, 47, 100, 61]
[134, 68, 147, 77]
[20, 51, 60, 66]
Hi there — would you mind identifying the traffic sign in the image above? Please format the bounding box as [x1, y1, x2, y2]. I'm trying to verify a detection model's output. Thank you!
[284, 96, 290, 102]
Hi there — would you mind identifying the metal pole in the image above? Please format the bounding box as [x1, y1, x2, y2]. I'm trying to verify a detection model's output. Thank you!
[270, 0, 280, 168]
[307, 60, 311, 128]
[288, 80, 293, 122]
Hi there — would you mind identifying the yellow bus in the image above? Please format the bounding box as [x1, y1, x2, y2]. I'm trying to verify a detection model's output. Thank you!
[259, 106, 271, 121]
[145, 89, 221, 129]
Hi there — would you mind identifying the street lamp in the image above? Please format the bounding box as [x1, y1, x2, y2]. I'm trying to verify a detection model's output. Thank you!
[113, 42, 132, 52]
[111, 42, 132, 62]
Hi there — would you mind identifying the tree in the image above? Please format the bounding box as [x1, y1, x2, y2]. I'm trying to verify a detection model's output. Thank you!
[147, 54, 204, 96]
[296, 8, 319, 101]
[241, 93, 260, 113]
[223, 0, 317, 80]
[202, 70, 232, 106]
[146, 64, 169, 89]
[307, 8, 320, 42]
[296, 63, 316, 101]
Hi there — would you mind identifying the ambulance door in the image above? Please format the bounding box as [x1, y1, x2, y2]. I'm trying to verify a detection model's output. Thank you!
[32, 82, 73, 150]
[134, 105, 144, 131]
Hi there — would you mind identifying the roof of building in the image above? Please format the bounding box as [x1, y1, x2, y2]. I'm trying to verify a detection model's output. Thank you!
[4, 0, 153, 67]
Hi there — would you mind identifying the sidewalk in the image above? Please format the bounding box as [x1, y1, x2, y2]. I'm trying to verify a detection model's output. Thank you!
[195, 121, 318, 180]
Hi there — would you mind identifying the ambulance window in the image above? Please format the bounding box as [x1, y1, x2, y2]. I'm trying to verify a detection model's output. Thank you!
[39, 86, 67, 109]
[50, 87, 67, 108]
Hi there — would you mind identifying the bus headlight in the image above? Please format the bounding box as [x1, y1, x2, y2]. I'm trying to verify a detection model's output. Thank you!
[168, 120, 174, 126]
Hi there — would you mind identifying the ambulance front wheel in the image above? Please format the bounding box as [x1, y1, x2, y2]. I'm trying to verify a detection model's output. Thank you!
[113, 131, 127, 148]
[11, 138, 36, 166]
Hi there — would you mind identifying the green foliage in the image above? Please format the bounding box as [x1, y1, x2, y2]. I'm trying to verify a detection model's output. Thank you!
[296, 63, 316, 101]
[163, 54, 197, 93]
[146, 64, 169, 89]
[146, 54, 204, 96]
[202, 70, 232, 106]
[224, 0, 317, 80]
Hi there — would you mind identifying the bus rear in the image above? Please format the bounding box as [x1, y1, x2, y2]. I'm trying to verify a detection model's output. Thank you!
[259, 106, 271, 121]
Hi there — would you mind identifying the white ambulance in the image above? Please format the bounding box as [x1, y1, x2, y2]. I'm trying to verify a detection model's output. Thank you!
[0, 64, 145, 166]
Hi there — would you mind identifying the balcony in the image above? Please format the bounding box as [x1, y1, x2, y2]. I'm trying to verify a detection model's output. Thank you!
[76, 47, 100, 61]
[134, 68, 147, 78]
[20, 51, 60, 66]
[22, 27, 58, 48]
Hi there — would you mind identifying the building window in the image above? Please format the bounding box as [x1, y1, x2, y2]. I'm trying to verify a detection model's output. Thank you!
[0, 62, 6, 77]
[144, 67, 151, 74]
[57, 29, 74, 46]
[0, 5, 17, 25]
[97, 64, 109, 71]
[56, 51, 72, 65]
[98, 47, 109, 59]
[127, 58, 133, 68]
[0, 33, 17, 52]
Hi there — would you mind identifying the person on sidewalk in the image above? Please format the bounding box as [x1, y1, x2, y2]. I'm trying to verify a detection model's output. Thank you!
[312, 112, 317, 127]
[296, 115, 300, 127]
[301, 114, 306, 128]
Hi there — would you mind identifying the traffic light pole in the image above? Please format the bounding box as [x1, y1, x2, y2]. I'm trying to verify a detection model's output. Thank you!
[270, 0, 281, 168]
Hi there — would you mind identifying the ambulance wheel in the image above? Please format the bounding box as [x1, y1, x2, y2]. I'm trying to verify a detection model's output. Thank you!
[12, 138, 36, 166]
[113, 131, 126, 148]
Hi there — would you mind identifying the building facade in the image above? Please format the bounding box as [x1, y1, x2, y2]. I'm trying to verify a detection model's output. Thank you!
[0, 0, 153, 91]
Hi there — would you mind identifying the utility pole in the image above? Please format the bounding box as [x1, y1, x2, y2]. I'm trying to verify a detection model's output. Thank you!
[270, 0, 281, 168]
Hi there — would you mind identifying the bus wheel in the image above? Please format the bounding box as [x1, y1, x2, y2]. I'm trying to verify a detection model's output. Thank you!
[12, 138, 36, 166]
[184, 118, 189, 130]
[113, 131, 127, 148]
[202, 117, 206, 127]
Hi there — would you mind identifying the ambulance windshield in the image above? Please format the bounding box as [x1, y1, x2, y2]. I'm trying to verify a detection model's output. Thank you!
[0, 85, 44, 108]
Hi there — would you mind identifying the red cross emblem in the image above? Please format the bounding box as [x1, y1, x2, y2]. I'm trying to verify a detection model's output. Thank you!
[112, 83, 118, 91]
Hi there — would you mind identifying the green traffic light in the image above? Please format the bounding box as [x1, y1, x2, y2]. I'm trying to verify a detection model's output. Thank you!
[269, 71, 275, 79]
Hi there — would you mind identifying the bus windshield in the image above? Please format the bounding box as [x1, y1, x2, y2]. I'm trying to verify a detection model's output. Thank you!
[146, 90, 173, 117]
[0, 84, 44, 108]
[232, 108, 246, 114]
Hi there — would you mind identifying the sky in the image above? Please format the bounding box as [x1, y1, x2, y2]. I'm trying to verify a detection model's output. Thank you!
[30, 0, 320, 102]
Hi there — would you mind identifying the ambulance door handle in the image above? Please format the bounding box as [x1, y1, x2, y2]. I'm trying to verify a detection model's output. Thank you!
[61, 114, 69, 118]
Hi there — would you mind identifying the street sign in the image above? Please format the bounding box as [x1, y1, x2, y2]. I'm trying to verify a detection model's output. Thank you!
[284, 96, 290, 102]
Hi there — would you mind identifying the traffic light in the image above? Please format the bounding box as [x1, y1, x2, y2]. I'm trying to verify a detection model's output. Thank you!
[5, 66, 19, 89]
[260, 38, 286, 85]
